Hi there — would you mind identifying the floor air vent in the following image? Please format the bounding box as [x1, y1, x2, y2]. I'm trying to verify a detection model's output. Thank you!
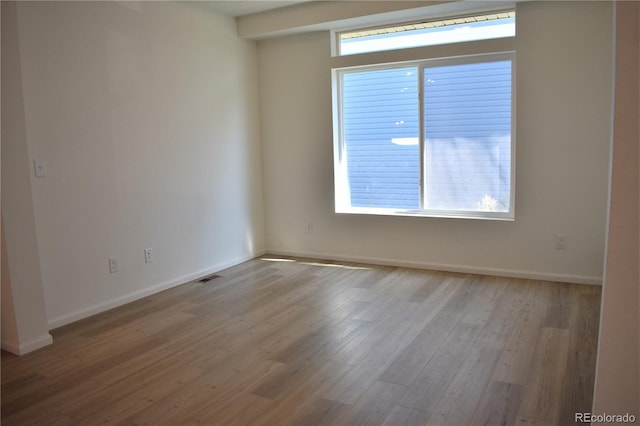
[197, 274, 221, 283]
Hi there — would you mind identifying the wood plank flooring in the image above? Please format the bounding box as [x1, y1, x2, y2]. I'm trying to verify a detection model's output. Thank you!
[1, 255, 601, 425]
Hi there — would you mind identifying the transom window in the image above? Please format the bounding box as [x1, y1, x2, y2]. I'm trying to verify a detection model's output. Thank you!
[338, 11, 515, 56]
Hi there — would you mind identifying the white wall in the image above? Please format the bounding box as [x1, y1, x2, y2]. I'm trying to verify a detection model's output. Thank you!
[237, 0, 453, 39]
[1, 1, 53, 354]
[1, 0, 617, 354]
[258, 1, 613, 284]
[4, 1, 265, 330]
[593, 0, 640, 418]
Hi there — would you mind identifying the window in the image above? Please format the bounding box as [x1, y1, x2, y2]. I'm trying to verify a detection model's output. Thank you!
[333, 53, 515, 220]
[338, 11, 515, 56]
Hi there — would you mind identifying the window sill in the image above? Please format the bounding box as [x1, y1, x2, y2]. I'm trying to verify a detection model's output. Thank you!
[335, 207, 514, 221]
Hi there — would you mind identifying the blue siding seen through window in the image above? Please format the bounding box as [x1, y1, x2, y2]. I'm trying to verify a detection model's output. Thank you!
[343, 67, 420, 208]
[424, 60, 512, 212]
[339, 58, 512, 214]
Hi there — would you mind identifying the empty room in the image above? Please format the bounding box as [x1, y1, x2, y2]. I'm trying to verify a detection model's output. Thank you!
[2, 0, 638, 425]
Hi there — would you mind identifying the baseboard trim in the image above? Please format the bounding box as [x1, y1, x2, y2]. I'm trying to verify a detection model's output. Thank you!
[46, 247, 600, 330]
[47, 252, 263, 330]
[265, 249, 603, 285]
[2, 333, 53, 355]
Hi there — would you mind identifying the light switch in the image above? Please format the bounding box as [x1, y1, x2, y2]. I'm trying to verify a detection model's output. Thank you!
[34, 160, 47, 177]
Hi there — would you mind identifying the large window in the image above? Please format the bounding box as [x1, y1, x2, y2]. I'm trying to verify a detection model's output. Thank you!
[333, 53, 515, 220]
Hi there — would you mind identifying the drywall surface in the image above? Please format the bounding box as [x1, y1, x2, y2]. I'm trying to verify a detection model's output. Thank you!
[593, 1, 640, 419]
[1, 1, 53, 353]
[259, 1, 613, 284]
[237, 0, 452, 39]
[10, 1, 265, 327]
[0, 223, 19, 351]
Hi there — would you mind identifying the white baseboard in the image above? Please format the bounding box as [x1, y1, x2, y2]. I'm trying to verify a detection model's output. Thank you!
[46, 247, 600, 331]
[2, 333, 53, 355]
[266, 249, 603, 285]
[47, 253, 262, 330]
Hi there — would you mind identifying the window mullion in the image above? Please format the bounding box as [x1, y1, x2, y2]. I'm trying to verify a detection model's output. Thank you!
[418, 63, 426, 211]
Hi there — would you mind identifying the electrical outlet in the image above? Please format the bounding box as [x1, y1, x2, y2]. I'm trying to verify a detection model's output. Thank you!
[109, 256, 119, 273]
[144, 248, 153, 263]
[34, 160, 47, 177]
[555, 234, 567, 250]
[306, 222, 314, 234]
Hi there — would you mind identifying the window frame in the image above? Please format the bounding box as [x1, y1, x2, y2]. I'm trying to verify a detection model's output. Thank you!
[332, 51, 516, 221]
[335, 11, 516, 57]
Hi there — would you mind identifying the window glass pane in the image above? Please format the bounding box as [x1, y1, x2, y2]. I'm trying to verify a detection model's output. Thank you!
[423, 60, 512, 212]
[340, 12, 515, 56]
[342, 67, 420, 209]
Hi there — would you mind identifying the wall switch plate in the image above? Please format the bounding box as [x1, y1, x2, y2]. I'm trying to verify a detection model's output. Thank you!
[109, 256, 119, 273]
[34, 160, 47, 177]
[144, 248, 153, 263]
[555, 234, 567, 250]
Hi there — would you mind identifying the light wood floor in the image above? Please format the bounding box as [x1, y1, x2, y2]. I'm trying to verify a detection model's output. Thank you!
[2, 255, 601, 426]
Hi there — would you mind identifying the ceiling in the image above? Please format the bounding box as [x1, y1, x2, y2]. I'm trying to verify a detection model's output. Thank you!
[200, 0, 311, 17]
